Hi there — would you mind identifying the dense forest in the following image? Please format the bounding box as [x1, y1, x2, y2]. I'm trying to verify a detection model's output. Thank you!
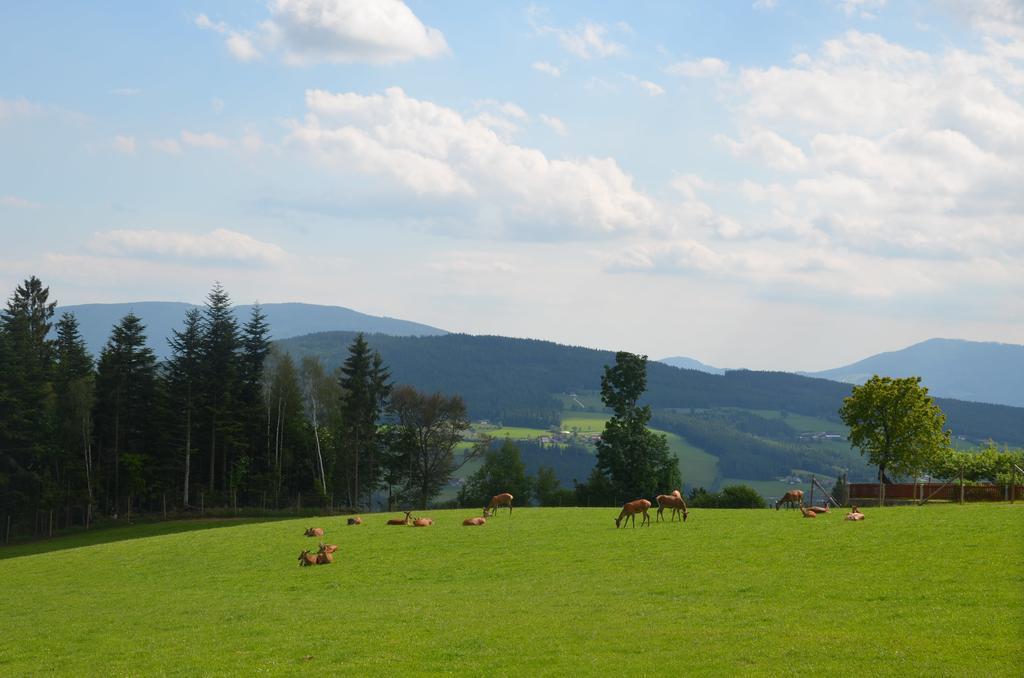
[0, 278, 465, 539]
[278, 331, 1024, 444]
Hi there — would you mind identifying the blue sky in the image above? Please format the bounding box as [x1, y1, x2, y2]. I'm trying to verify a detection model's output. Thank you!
[2, 1, 1023, 370]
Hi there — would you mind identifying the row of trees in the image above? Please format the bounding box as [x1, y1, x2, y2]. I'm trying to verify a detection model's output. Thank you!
[0, 277, 497, 538]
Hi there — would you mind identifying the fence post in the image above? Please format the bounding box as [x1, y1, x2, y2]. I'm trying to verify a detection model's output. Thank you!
[809, 475, 815, 507]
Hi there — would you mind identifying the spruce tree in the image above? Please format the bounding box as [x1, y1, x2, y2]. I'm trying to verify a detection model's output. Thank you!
[167, 308, 203, 506]
[54, 313, 95, 515]
[337, 334, 391, 508]
[94, 313, 157, 508]
[199, 283, 241, 496]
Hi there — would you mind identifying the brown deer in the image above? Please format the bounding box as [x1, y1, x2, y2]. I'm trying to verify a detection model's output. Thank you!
[347, 516, 362, 525]
[386, 511, 413, 526]
[318, 543, 339, 555]
[315, 550, 333, 564]
[484, 492, 514, 517]
[800, 506, 817, 518]
[463, 516, 487, 526]
[775, 490, 804, 510]
[845, 506, 866, 521]
[412, 517, 433, 527]
[298, 550, 319, 566]
[304, 527, 325, 537]
[807, 505, 830, 514]
[656, 490, 689, 522]
[615, 499, 652, 528]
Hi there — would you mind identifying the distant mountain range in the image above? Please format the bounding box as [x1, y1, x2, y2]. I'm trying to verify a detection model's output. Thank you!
[54, 302, 446, 358]
[802, 338, 1024, 409]
[658, 356, 727, 375]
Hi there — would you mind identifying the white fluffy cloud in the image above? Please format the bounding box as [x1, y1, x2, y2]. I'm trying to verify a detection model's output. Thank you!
[540, 114, 567, 136]
[112, 135, 137, 155]
[197, 0, 449, 65]
[528, 8, 627, 60]
[90, 229, 287, 265]
[715, 129, 807, 171]
[288, 87, 659, 239]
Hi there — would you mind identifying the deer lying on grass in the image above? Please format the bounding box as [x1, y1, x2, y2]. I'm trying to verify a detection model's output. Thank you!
[298, 549, 332, 566]
[318, 543, 338, 555]
[807, 505, 830, 514]
[347, 516, 362, 525]
[615, 499, 652, 528]
[304, 527, 325, 537]
[775, 490, 804, 510]
[799, 506, 817, 518]
[463, 516, 487, 526]
[386, 512, 413, 526]
[656, 490, 689, 522]
[484, 492, 514, 517]
[845, 506, 866, 521]
[412, 517, 433, 527]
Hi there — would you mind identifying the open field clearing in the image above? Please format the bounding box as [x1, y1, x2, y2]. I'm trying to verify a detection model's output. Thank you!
[1, 504, 1021, 675]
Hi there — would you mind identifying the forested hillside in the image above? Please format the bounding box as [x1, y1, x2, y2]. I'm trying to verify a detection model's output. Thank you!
[277, 331, 1024, 445]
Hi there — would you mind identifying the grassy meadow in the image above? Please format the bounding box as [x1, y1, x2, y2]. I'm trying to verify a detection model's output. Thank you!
[1, 503, 1021, 676]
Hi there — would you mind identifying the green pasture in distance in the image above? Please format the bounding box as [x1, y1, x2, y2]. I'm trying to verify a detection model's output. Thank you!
[561, 412, 610, 432]
[745, 408, 848, 433]
[660, 430, 719, 489]
[471, 425, 551, 440]
[1, 504, 1020, 675]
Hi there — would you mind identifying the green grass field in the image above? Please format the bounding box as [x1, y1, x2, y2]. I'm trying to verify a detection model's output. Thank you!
[2, 504, 1020, 675]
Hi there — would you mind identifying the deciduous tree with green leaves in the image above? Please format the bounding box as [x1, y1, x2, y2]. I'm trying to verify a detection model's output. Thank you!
[839, 375, 950, 506]
[595, 352, 680, 502]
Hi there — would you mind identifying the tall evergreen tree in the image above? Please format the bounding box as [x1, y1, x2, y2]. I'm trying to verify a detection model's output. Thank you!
[0, 277, 57, 523]
[94, 313, 157, 508]
[199, 283, 241, 496]
[595, 352, 680, 502]
[54, 313, 95, 517]
[238, 303, 272, 494]
[337, 334, 391, 508]
[167, 308, 203, 506]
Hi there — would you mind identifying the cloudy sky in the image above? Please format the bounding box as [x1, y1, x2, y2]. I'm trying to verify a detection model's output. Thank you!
[2, 1, 1023, 371]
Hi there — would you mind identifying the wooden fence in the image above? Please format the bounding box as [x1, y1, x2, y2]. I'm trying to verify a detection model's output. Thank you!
[848, 482, 1023, 503]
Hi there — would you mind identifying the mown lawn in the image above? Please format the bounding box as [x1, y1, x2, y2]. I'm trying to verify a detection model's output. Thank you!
[1, 504, 1020, 676]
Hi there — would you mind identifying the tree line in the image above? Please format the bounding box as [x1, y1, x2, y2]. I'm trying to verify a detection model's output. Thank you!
[0, 277, 491, 539]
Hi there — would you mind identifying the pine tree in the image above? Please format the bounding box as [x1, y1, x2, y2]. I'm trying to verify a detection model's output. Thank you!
[94, 313, 157, 508]
[167, 308, 203, 506]
[54, 313, 95, 518]
[199, 283, 241, 496]
[337, 334, 391, 508]
[0, 277, 58, 524]
[238, 304, 272, 492]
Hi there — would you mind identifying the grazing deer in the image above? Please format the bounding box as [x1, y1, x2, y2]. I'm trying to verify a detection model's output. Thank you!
[412, 517, 433, 527]
[386, 511, 413, 526]
[484, 492, 514, 517]
[845, 506, 866, 521]
[615, 499, 652, 528]
[304, 527, 325, 537]
[656, 491, 689, 522]
[800, 506, 817, 518]
[775, 490, 804, 510]
[463, 516, 486, 526]
[318, 543, 339, 555]
[347, 516, 362, 525]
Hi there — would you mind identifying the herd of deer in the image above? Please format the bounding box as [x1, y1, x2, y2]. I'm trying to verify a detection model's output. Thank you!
[297, 488, 865, 562]
[296, 493, 516, 563]
[774, 489, 867, 521]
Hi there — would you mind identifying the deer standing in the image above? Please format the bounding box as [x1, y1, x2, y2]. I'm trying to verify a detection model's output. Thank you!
[615, 499, 652, 528]
[386, 511, 413, 526]
[656, 490, 689, 522]
[775, 490, 804, 510]
[484, 493, 513, 517]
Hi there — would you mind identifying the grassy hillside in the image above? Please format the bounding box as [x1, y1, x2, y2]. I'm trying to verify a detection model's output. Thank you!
[1, 506, 1021, 675]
